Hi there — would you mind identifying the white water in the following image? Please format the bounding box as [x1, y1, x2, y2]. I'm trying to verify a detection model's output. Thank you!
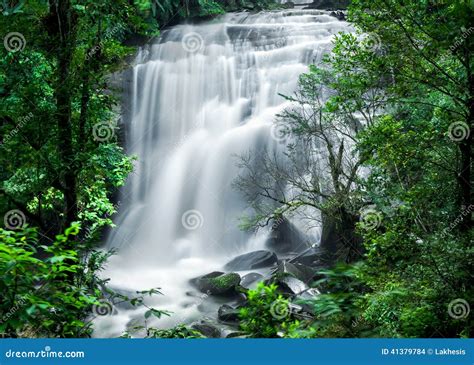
[96, 9, 349, 337]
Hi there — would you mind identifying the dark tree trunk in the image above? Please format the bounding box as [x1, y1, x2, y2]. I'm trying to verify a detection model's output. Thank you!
[51, 0, 78, 229]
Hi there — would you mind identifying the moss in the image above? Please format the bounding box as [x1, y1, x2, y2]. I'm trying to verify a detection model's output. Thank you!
[209, 273, 241, 290]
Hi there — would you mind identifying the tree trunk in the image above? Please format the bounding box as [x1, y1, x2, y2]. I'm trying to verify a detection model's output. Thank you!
[52, 0, 78, 229]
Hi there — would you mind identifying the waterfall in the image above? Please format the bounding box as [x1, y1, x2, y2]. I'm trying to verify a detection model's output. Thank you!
[96, 9, 350, 337]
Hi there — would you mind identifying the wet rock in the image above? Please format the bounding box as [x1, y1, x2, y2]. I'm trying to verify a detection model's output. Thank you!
[218, 304, 240, 323]
[289, 303, 303, 314]
[266, 218, 309, 254]
[191, 322, 221, 338]
[274, 260, 315, 283]
[226, 331, 247, 338]
[291, 246, 330, 269]
[271, 274, 309, 295]
[297, 288, 321, 300]
[293, 288, 320, 314]
[304, 0, 350, 10]
[191, 272, 241, 295]
[241, 272, 264, 289]
[224, 250, 278, 271]
[330, 10, 346, 20]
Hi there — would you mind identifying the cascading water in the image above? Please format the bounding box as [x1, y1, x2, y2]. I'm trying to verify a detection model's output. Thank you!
[95, 8, 350, 337]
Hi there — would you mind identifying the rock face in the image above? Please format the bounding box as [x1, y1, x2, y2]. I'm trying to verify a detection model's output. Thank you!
[224, 250, 278, 271]
[191, 272, 241, 295]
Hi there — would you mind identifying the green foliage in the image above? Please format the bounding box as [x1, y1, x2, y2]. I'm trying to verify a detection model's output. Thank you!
[144, 325, 204, 338]
[292, 264, 370, 338]
[0, 224, 106, 337]
[198, 0, 225, 16]
[237, 0, 473, 339]
[239, 283, 300, 338]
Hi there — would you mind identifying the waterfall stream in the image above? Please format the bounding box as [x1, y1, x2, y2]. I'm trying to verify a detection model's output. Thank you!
[95, 8, 350, 337]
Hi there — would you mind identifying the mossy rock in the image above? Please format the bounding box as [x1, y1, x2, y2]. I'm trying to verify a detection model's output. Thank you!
[192, 272, 241, 295]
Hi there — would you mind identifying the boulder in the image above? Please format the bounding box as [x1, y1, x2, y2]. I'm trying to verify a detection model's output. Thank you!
[291, 246, 331, 269]
[218, 304, 240, 323]
[191, 272, 241, 295]
[269, 274, 309, 295]
[278, 275, 308, 295]
[297, 288, 321, 300]
[224, 250, 277, 271]
[291, 248, 320, 267]
[241, 272, 264, 289]
[293, 288, 320, 314]
[304, 0, 350, 10]
[191, 322, 221, 338]
[266, 218, 309, 254]
[274, 260, 315, 283]
[226, 331, 247, 338]
[330, 10, 346, 20]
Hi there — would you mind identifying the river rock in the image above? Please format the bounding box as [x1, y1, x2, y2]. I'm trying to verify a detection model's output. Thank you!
[304, 0, 350, 10]
[271, 274, 309, 295]
[191, 322, 221, 338]
[224, 250, 278, 271]
[274, 260, 315, 283]
[330, 10, 346, 20]
[240, 272, 264, 289]
[218, 304, 240, 323]
[293, 288, 321, 314]
[297, 288, 321, 300]
[191, 272, 241, 295]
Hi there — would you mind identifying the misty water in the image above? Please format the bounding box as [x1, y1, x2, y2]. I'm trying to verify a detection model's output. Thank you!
[95, 8, 350, 337]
